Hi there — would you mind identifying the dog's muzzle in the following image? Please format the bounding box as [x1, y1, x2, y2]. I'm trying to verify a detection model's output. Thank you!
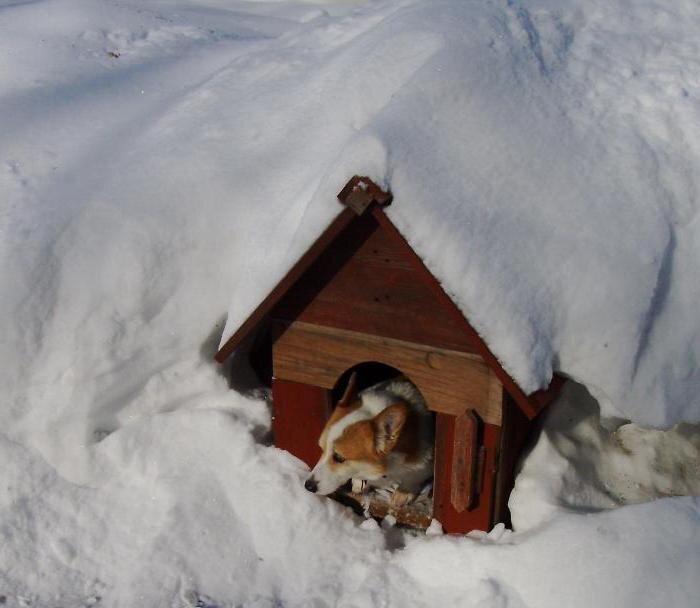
[304, 477, 318, 493]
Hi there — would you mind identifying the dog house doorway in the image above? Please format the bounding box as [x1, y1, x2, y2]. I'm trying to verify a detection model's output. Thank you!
[332, 361, 404, 401]
[329, 362, 436, 529]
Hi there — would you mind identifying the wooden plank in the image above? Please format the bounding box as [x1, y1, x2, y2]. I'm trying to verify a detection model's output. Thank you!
[337, 175, 393, 215]
[433, 413, 500, 533]
[482, 422, 502, 530]
[492, 393, 532, 526]
[370, 206, 563, 419]
[450, 410, 478, 513]
[273, 212, 478, 354]
[215, 208, 357, 363]
[271, 379, 331, 468]
[272, 321, 503, 425]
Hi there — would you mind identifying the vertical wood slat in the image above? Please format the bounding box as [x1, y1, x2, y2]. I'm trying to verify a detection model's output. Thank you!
[271, 378, 331, 468]
[450, 410, 478, 513]
[480, 422, 502, 530]
[434, 413, 496, 533]
[492, 394, 532, 526]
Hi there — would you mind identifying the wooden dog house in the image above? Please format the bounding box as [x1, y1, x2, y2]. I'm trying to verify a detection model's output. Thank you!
[216, 176, 563, 534]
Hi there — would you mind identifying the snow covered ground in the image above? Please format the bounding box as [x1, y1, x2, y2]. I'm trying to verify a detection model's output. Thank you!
[1, 0, 699, 606]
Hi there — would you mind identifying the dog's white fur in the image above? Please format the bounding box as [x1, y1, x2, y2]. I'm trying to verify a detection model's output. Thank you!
[307, 377, 434, 496]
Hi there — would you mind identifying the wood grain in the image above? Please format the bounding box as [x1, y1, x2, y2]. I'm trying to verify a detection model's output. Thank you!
[272, 321, 503, 425]
[492, 394, 532, 527]
[450, 410, 478, 513]
[273, 212, 479, 354]
[433, 413, 502, 534]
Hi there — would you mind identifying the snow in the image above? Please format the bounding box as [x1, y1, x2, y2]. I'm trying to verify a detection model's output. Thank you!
[221, 0, 700, 428]
[510, 381, 700, 530]
[1, 407, 699, 606]
[1, 0, 700, 606]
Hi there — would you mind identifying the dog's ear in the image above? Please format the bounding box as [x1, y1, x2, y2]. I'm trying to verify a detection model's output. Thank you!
[373, 403, 408, 456]
[319, 372, 359, 450]
[337, 372, 358, 408]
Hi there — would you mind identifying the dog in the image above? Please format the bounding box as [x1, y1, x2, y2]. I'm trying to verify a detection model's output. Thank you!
[304, 372, 434, 506]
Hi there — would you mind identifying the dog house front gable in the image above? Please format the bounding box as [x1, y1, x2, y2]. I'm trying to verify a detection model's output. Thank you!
[269, 208, 507, 426]
[216, 176, 561, 422]
[271, 208, 477, 354]
[215, 176, 564, 534]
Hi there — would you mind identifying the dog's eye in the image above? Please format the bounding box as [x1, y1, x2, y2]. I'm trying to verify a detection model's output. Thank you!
[332, 451, 345, 463]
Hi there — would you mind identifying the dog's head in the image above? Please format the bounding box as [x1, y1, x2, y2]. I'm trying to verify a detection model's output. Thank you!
[304, 373, 408, 495]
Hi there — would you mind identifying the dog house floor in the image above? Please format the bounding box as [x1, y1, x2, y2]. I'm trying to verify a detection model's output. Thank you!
[335, 485, 433, 530]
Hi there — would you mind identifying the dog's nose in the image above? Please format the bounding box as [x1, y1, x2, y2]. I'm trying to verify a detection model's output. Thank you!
[304, 477, 318, 493]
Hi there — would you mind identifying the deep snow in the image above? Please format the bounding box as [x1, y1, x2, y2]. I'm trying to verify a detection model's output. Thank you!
[1, 0, 700, 606]
[212, 0, 700, 428]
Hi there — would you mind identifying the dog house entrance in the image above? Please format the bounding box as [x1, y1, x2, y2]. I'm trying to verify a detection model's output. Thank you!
[329, 362, 435, 530]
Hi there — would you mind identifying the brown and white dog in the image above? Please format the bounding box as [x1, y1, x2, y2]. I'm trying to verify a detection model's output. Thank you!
[304, 373, 434, 504]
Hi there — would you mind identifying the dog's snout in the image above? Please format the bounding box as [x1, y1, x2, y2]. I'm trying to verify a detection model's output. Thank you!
[304, 477, 318, 493]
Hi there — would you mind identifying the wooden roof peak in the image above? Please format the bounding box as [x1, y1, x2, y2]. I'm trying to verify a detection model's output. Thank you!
[337, 175, 393, 214]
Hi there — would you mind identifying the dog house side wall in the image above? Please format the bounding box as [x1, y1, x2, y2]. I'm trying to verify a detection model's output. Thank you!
[492, 394, 532, 525]
[271, 378, 330, 468]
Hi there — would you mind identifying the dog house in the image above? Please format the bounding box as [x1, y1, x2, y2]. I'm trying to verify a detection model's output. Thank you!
[215, 176, 563, 534]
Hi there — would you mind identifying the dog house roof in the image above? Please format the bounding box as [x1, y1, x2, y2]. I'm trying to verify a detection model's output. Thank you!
[216, 176, 562, 419]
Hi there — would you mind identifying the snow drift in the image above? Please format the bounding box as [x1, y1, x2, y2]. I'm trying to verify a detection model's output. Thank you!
[1, 0, 699, 606]
[208, 0, 700, 428]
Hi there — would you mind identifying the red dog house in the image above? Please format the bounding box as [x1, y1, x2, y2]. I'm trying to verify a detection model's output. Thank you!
[216, 176, 562, 533]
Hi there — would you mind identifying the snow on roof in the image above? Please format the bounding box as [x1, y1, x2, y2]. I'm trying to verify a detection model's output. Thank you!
[215, 0, 700, 427]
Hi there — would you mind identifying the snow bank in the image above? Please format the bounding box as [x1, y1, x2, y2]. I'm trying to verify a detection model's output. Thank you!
[510, 381, 700, 530]
[2, 399, 699, 607]
[208, 0, 700, 427]
[1, 0, 700, 605]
